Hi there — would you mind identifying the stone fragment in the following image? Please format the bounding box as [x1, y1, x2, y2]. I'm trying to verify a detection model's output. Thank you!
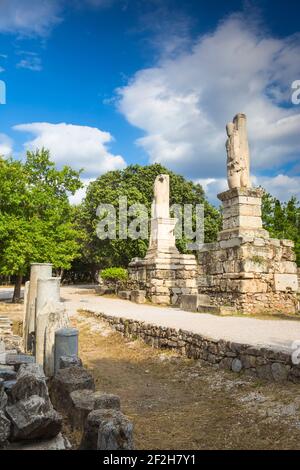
[5, 354, 35, 368]
[118, 291, 131, 300]
[6, 395, 62, 441]
[54, 328, 78, 375]
[8, 432, 71, 450]
[51, 366, 95, 410]
[10, 363, 49, 404]
[130, 290, 146, 304]
[231, 358, 242, 373]
[94, 393, 121, 411]
[0, 410, 11, 446]
[97, 410, 134, 450]
[80, 409, 133, 450]
[0, 368, 16, 381]
[69, 389, 95, 431]
[257, 364, 273, 381]
[271, 363, 289, 383]
[274, 274, 298, 292]
[44, 303, 69, 377]
[59, 355, 82, 370]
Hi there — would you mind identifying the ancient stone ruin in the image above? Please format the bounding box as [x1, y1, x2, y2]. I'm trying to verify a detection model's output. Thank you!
[127, 113, 299, 314]
[0, 263, 134, 450]
[129, 174, 198, 305]
[198, 113, 299, 314]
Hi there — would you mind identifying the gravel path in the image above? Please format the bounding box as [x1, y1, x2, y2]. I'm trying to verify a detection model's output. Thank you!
[60, 285, 300, 353]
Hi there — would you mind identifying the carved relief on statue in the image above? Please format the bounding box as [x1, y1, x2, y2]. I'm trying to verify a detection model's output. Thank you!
[226, 113, 251, 189]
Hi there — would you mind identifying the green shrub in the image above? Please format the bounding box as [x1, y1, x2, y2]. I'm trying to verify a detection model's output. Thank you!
[100, 267, 128, 282]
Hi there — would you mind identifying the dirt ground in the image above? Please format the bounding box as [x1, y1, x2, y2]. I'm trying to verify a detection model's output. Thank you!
[2, 301, 300, 450]
[72, 311, 300, 450]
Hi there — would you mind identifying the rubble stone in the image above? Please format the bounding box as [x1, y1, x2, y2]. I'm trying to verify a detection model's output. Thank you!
[6, 395, 62, 441]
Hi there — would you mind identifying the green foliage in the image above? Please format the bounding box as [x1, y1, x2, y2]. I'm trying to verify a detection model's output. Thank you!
[0, 149, 83, 278]
[101, 267, 128, 282]
[262, 192, 300, 266]
[77, 164, 222, 270]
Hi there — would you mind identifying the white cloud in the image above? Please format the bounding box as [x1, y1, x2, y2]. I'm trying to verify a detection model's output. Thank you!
[0, 0, 118, 37]
[118, 13, 300, 184]
[0, 133, 13, 156]
[13, 122, 126, 177]
[0, 0, 62, 37]
[17, 53, 42, 71]
[69, 177, 95, 206]
[255, 174, 300, 202]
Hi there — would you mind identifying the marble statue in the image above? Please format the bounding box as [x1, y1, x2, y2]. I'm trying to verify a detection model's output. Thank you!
[226, 113, 251, 189]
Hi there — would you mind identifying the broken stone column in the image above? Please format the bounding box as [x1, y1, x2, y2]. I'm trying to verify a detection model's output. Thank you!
[54, 328, 78, 375]
[44, 303, 69, 377]
[35, 278, 61, 368]
[24, 263, 53, 353]
[22, 281, 30, 350]
[128, 174, 198, 305]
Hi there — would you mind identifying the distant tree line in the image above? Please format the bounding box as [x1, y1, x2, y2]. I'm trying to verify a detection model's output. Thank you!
[262, 192, 300, 265]
[0, 149, 299, 301]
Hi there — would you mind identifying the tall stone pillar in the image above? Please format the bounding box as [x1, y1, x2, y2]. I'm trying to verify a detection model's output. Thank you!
[35, 277, 61, 367]
[129, 174, 198, 305]
[197, 113, 299, 314]
[24, 263, 53, 353]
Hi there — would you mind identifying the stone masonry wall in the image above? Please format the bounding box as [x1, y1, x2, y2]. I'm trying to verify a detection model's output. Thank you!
[129, 253, 198, 306]
[87, 311, 300, 384]
[198, 237, 299, 314]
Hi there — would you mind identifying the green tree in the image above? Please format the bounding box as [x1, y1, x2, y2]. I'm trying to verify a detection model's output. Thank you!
[262, 192, 300, 266]
[0, 149, 83, 301]
[77, 164, 221, 276]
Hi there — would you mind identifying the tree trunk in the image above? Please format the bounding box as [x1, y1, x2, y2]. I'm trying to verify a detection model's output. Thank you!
[12, 274, 23, 303]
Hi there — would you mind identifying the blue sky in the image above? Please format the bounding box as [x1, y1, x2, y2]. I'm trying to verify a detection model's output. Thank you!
[0, 0, 299, 204]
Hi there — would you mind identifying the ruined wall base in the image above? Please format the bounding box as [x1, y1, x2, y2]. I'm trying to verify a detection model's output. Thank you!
[128, 251, 198, 306]
[198, 237, 299, 315]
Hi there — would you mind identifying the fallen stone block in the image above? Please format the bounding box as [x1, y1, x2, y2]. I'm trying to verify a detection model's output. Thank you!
[0, 351, 17, 365]
[8, 432, 71, 450]
[51, 366, 95, 411]
[0, 367, 16, 381]
[80, 409, 133, 450]
[130, 290, 146, 304]
[10, 363, 49, 404]
[94, 393, 121, 411]
[0, 410, 11, 446]
[95, 286, 115, 295]
[5, 354, 35, 369]
[181, 294, 198, 311]
[97, 410, 134, 450]
[59, 355, 82, 370]
[6, 395, 62, 441]
[118, 291, 131, 300]
[69, 389, 95, 431]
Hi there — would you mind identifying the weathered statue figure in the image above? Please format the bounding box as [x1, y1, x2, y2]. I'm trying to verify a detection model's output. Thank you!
[226, 113, 251, 189]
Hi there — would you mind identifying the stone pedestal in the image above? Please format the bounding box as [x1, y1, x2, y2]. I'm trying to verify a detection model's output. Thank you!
[148, 217, 178, 254]
[198, 188, 299, 314]
[129, 251, 198, 306]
